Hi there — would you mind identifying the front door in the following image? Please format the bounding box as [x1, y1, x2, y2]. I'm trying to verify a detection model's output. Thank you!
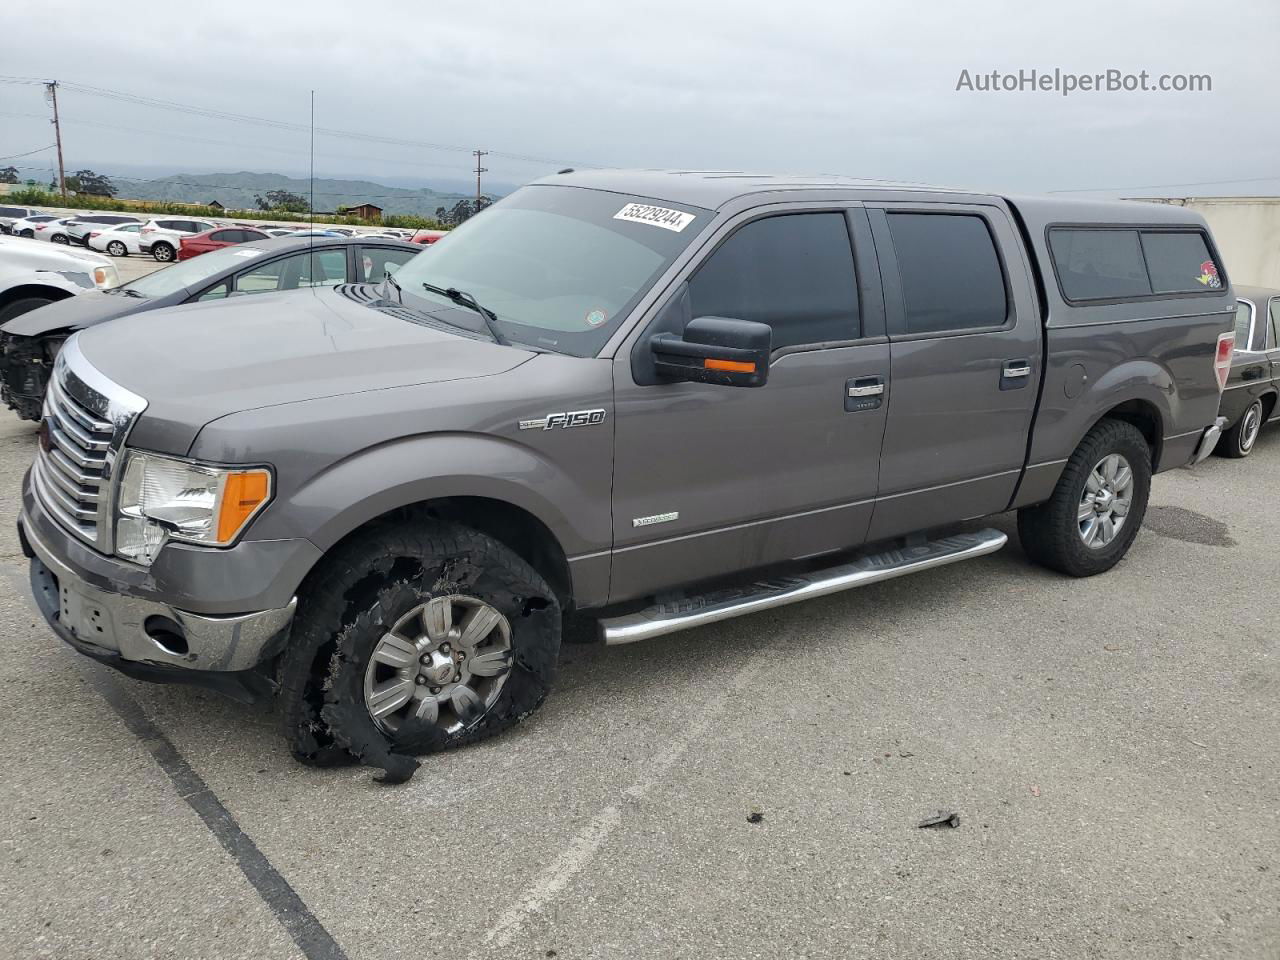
[864, 203, 1041, 541]
[609, 206, 890, 604]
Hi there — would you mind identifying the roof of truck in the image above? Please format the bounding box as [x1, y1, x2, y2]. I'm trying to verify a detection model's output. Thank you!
[534, 169, 1213, 228]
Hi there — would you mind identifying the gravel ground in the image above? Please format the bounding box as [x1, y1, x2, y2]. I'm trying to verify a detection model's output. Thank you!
[0, 405, 1276, 960]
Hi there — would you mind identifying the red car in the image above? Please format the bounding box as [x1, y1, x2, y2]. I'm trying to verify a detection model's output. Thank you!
[177, 226, 271, 260]
[409, 229, 447, 245]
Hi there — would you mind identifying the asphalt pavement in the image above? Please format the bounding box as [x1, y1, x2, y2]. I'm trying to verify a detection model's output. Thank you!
[0, 404, 1277, 960]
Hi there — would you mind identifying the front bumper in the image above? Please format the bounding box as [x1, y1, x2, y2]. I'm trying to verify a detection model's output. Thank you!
[1191, 416, 1228, 465]
[20, 499, 304, 698]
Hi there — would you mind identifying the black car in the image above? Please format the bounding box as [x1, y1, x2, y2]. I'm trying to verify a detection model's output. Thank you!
[0, 235, 419, 420]
[1217, 285, 1280, 458]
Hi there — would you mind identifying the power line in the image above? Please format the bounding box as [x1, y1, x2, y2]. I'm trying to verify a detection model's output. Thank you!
[2, 77, 606, 169]
[1050, 174, 1280, 194]
[0, 110, 506, 174]
[0, 144, 54, 161]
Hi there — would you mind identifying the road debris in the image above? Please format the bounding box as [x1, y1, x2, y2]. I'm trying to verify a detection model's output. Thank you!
[917, 811, 961, 829]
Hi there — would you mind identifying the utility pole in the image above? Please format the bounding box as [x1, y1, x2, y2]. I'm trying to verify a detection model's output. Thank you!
[46, 81, 66, 199]
[472, 149, 488, 211]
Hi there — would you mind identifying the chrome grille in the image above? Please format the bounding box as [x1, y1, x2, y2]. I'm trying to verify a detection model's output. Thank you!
[31, 337, 146, 552]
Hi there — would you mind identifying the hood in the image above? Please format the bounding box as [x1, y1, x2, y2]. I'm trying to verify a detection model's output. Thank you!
[75, 285, 535, 454]
[1, 289, 146, 336]
[0, 235, 111, 271]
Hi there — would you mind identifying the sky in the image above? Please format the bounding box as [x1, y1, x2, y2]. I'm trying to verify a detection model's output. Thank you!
[2, 0, 1277, 199]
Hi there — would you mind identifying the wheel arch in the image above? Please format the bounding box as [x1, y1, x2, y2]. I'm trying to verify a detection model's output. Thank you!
[1093, 398, 1164, 470]
[0, 282, 75, 313]
[300, 496, 575, 610]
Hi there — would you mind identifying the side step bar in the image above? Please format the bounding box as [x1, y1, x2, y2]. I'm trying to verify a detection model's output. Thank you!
[599, 528, 1008, 645]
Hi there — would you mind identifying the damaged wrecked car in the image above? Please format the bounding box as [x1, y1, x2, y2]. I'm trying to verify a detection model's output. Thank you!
[18, 170, 1235, 781]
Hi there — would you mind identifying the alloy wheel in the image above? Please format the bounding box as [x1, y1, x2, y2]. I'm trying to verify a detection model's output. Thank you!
[363, 595, 513, 735]
[1078, 453, 1134, 549]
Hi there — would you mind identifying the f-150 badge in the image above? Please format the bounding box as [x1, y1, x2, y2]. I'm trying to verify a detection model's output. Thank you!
[519, 408, 607, 431]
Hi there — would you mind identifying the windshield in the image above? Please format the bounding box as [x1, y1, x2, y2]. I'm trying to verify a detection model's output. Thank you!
[121, 244, 272, 298]
[391, 185, 711, 356]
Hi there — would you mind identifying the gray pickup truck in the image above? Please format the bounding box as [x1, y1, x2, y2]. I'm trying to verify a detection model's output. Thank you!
[18, 171, 1236, 779]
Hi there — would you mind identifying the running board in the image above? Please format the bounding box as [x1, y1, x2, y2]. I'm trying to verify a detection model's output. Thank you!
[599, 528, 1008, 645]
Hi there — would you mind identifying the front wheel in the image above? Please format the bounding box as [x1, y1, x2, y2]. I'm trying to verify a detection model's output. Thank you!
[1217, 399, 1263, 459]
[152, 241, 175, 262]
[278, 522, 561, 781]
[1017, 418, 1152, 577]
[0, 296, 55, 324]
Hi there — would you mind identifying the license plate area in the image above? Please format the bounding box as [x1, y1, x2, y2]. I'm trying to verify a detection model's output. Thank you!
[59, 580, 120, 652]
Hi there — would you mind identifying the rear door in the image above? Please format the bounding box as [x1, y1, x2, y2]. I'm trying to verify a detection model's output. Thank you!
[865, 202, 1040, 541]
[609, 203, 890, 603]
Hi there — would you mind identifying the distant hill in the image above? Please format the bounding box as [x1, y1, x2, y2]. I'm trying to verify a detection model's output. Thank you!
[118, 171, 475, 216]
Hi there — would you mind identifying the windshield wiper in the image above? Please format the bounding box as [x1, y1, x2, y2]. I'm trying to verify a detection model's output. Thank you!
[421, 282, 509, 346]
[116, 287, 146, 299]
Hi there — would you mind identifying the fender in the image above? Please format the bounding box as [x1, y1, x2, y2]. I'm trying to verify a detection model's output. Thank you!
[294, 433, 603, 552]
[1016, 355, 1177, 509]
[245, 431, 612, 591]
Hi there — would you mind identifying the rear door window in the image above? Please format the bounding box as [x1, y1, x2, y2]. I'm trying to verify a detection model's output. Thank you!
[1269, 298, 1280, 351]
[299, 249, 347, 287]
[885, 212, 1008, 334]
[1049, 229, 1151, 301]
[1140, 231, 1222, 293]
[688, 212, 860, 350]
[234, 254, 302, 294]
[211, 230, 240, 243]
[358, 245, 415, 282]
[1234, 302, 1254, 351]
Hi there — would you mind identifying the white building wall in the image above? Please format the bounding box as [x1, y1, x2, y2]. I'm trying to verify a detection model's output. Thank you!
[1130, 197, 1280, 288]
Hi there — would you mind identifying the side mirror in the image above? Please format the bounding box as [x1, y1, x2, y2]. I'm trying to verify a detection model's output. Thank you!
[650, 316, 771, 388]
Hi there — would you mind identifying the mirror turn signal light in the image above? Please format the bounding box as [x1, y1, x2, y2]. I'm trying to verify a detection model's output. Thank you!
[704, 358, 757, 374]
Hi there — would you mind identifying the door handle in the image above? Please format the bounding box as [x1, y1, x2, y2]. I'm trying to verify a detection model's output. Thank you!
[847, 381, 885, 398]
[845, 376, 885, 412]
[1001, 359, 1032, 391]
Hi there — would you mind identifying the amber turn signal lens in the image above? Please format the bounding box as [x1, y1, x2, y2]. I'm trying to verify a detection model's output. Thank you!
[216, 470, 271, 542]
[704, 358, 756, 373]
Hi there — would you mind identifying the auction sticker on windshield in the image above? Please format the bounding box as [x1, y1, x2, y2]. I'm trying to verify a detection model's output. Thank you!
[613, 203, 696, 232]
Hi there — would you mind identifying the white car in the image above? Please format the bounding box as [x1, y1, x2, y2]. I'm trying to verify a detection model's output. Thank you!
[31, 217, 77, 244]
[138, 217, 220, 262]
[87, 221, 145, 257]
[0, 236, 118, 324]
[7, 214, 64, 239]
[0, 205, 40, 235]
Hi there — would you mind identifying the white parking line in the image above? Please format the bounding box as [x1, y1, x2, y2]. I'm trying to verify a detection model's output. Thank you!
[483, 632, 778, 948]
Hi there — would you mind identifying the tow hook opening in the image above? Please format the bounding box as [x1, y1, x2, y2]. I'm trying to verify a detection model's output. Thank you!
[144, 615, 189, 656]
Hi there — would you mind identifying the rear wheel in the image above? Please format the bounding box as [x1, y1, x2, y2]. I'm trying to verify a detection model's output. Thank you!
[106, 240, 127, 257]
[1017, 418, 1152, 577]
[51, 234, 68, 245]
[278, 521, 561, 781]
[152, 241, 175, 262]
[1217, 399, 1263, 459]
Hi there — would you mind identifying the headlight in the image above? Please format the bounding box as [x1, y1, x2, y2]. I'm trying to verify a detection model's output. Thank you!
[115, 451, 272, 564]
[91, 264, 119, 289]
